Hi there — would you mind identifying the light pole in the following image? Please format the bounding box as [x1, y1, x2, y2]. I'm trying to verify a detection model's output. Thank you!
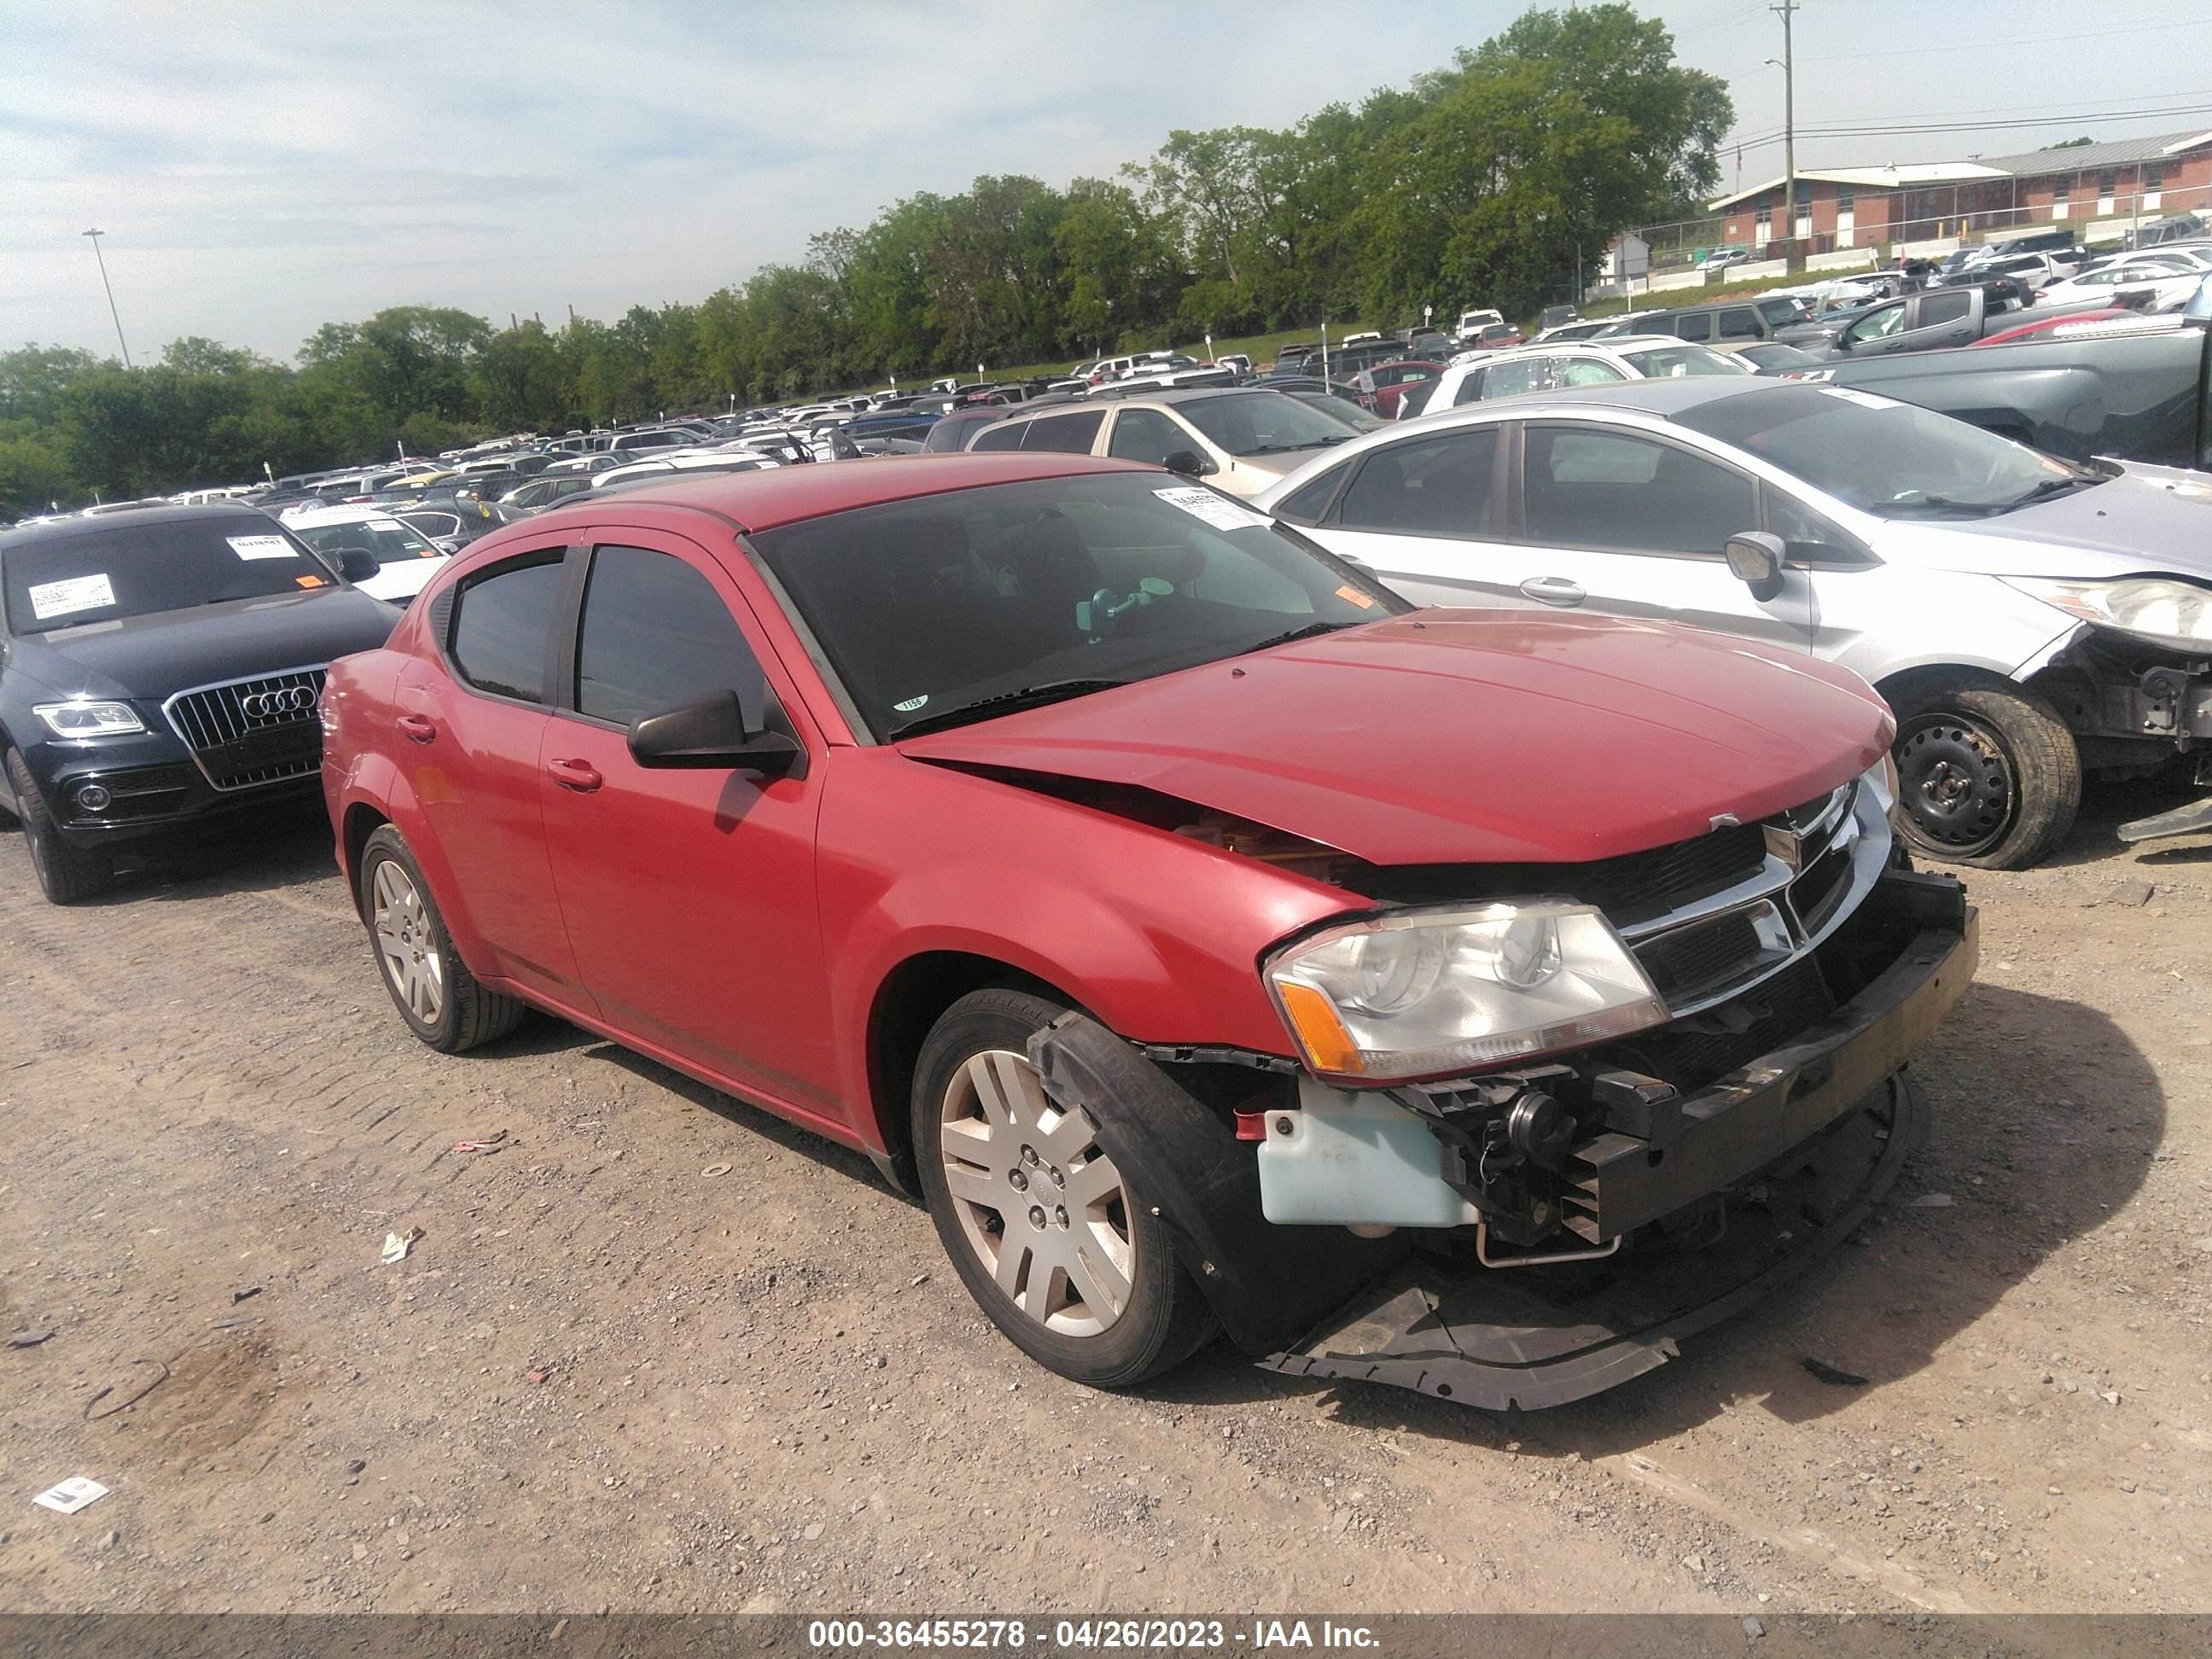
[81, 229, 132, 368]
[1767, 0, 1798, 258]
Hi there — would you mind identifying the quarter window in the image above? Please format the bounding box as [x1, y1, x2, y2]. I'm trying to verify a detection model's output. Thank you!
[1717, 308, 1760, 339]
[968, 421, 1026, 451]
[1273, 463, 1348, 523]
[449, 553, 567, 703]
[574, 545, 765, 728]
[1523, 428, 1755, 556]
[1335, 428, 1501, 536]
[1675, 312, 1714, 342]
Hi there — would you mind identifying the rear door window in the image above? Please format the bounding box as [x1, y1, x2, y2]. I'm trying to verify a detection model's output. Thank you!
[1335, 428, 1502, 536]
[968, 421, 1027, 452]
[1716, 308, 1761, 339]
[1022, 410, 1107, 453]
[1918, 290, 1971, 328]
[449, 553, 567, 703]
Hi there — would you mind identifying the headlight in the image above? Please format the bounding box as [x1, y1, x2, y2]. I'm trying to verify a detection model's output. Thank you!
[33, 700, 144, 738]
[1264, 901, 1668, 1082]
[2006, 576, 2212, 649]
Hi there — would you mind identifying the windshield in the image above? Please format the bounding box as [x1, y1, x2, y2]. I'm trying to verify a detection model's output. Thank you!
[1674, 385, 2090, 517]
[1755, 297, 1807, 325]
[1179, 392, 1363, 457]
[1289, 393, 1384, 430]
[3, 517, 341, 635]
[1617, 344, 1749, 379]
[294, 515, 445, 568]
[748, 472, 1410, 740]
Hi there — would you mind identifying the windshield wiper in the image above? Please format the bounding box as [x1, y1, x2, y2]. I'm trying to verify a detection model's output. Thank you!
[1246, 434, 1354, 454]
[1878, 494, 2009, 517]
[888, 678, 1128, 740]
[2000, 474, 2104, 511]
[1240, 620, 1359, 655]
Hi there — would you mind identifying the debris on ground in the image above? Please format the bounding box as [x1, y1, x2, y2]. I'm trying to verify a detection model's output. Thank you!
[210, 1316, 258, 1330]
[9, 1329, 54, 1348]
[1909, 1192, 1954, 1208]
[701, 1162, 732, 1179]
[525, 1366, 555, 1385]
[2104, 879, 2155, 908]
[453, 1131, 509, 1155]
[380, 1227, 422, 1264]
[230, 1286, 263, 1305]
[32, 1476, 109, 1514]
[83, 1359, 168, 1422]
[1802, 1357, 1870, 1387]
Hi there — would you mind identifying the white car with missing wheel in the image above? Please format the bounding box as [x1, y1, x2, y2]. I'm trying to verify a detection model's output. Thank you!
[1256, 374, 2212, 870]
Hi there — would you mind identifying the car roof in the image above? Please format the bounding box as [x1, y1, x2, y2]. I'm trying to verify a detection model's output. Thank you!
[518, 452, 1157, 535]
[1, 501, 272, 547]
[284, 504, 404, 527]
[1440, 376, 1775, 421]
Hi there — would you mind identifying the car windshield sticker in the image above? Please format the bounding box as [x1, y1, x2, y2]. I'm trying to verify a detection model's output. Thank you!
[1154, 486, 1272, 533]
[227, 533, 298, 560]
[27, 573, 117, 620]
[892, 694, 928, 713]
[294, 574, 328, 589]
[1817, 386, 1901, 411]
[367, 517, 405, 532]
[1335, 584, 1377, 609]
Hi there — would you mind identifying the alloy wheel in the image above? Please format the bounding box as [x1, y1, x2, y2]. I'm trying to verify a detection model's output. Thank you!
[938, 1048, 1135, 1336]
[371, 859, 445, 1024]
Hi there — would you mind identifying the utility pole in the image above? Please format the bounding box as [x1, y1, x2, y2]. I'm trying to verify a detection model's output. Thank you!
[1770, 0, 1798, 258]
[81, 229, 132, 368]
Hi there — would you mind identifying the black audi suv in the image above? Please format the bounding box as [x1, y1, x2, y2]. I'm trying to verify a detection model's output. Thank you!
[0, 504, 400, 902]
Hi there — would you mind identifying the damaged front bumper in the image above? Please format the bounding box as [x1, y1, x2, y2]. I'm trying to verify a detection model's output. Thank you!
[1261, 876, 1976, 1409]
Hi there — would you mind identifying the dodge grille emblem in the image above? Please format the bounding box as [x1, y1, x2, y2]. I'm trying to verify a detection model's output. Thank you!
[241, 686, 317, 719]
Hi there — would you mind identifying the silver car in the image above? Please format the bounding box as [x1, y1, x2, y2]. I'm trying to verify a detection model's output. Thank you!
[1256, 374, 2212, 870]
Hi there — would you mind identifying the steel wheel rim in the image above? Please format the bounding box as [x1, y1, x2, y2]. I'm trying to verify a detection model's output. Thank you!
[1896, 715, 2016, 857]
[370, 859, 444, 1024]
[939, 1047, 1135, 1337]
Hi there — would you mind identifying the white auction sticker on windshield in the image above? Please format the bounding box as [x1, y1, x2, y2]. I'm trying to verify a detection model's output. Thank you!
[367, 518, 405, 532]
[1817, 386, 1901, 411]
[1155, 486, 1272, 532]
[27, 573, 117, 620]
[227, 533, 297, 561]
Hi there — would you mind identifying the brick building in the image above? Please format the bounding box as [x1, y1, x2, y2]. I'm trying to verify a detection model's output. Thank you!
[1708, 128, 2212, 255]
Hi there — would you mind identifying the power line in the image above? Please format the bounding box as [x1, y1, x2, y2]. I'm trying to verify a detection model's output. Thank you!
[1802, 16, 2208, 63]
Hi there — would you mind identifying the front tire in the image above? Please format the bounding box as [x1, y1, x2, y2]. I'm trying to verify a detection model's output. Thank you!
[1889, 676, 2081, 870]
[5, 750, 113, 905]
[912, 987, 1215, 1388]
[357, 824, 526, 1052]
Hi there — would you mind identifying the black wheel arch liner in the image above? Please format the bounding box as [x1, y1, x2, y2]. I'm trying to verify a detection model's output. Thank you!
[1027, 1011, 1408, 1353]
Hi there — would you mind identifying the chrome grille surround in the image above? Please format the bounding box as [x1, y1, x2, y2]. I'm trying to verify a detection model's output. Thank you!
[1616, 772, 1889, 1017]
[161, 665, 329, 792]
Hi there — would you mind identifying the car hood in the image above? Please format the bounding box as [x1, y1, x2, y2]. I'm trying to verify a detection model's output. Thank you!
[9, 587, 402, 704]
[1883, 467, 2212, 579]
[896, 612, 1892, 867]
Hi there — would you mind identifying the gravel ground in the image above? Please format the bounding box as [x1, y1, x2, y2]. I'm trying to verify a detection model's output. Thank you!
[0, 782, 2207, 1615]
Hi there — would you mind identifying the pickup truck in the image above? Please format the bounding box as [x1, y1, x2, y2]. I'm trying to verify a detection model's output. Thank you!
[1780, 280, 2047, 358]
[1784, 313, 2207, 471]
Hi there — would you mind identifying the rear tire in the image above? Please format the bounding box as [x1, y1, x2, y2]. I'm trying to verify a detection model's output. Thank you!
[913, 987, 1216, 1388]
[1888, 676, 2080, 870]
[357, 824, 526, 1051]
[5, 750, 113, 905]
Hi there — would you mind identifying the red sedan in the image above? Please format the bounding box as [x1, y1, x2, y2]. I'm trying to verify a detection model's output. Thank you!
[322, 454, 1974, 1408]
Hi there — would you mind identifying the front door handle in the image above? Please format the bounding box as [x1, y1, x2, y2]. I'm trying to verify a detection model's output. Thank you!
[546, 757, 602, 793]
[397, 713, 436, 744]
[1519, 575, 1586, 607]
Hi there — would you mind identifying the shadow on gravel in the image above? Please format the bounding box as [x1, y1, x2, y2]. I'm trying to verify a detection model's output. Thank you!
[68, 800, 340, 905]
[2033, 766, 2212, 870]
[1139, 983, 2163, 1456]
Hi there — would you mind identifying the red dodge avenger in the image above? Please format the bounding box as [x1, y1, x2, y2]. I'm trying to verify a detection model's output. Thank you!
[323, 453, 1976, 1409]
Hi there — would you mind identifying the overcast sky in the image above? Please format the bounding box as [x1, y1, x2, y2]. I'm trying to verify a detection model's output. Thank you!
[6, 0, 2209, 361]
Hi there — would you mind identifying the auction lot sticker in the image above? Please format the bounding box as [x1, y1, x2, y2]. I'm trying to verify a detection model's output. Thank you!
[1155, 486, 1272, 532]
[227, 533, 298, 560]
[26, 573, 116, 620]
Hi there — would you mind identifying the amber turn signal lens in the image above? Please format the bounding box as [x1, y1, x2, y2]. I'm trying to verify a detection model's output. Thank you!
[1275, 981, 1363, 1077]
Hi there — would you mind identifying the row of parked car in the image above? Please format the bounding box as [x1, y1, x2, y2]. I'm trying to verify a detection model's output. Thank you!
[3, 271, 2209, 1416]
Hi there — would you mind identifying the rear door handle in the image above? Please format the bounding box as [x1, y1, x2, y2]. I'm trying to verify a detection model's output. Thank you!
[397, 713, 436, 744]
[1519, 576, 1586, 606]
[546, 757, 602, 793]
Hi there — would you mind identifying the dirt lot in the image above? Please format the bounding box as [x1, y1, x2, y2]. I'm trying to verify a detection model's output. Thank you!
[2, 785, 2208, 1617]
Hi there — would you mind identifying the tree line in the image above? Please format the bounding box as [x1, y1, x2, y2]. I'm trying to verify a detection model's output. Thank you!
[1, 5, 1727, 515]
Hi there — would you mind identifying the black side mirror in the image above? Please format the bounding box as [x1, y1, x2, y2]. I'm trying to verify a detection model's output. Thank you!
[1161, 449, 1217, 478]
[336, 549, 381, 585]
[1725, 532, 1787, 602]
[628, 689, 805, 778]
